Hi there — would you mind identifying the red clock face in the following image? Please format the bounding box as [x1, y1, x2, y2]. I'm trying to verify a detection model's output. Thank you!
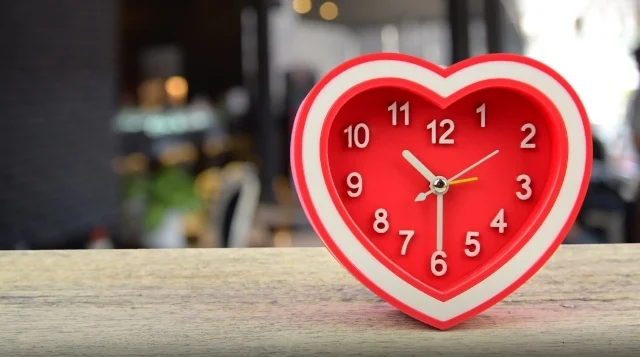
[322, 79, 568, 300]
[293, 53, 591, 330]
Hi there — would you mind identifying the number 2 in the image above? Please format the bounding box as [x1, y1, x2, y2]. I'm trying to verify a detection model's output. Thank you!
[520, 123, 536, 149]
[427, 119, 455, 144]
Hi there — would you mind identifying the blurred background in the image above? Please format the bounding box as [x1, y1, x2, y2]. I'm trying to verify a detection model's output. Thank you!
[1, 0, 639, 250]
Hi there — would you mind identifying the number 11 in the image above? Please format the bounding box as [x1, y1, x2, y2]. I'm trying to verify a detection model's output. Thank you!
[389, 101, 409, 126]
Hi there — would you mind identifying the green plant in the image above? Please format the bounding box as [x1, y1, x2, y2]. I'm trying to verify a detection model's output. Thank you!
[143, 167, 201, 232]
[121, 175, 150, 201]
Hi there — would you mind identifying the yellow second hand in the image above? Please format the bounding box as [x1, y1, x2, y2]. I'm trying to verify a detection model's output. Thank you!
[449, 177, 479, 185]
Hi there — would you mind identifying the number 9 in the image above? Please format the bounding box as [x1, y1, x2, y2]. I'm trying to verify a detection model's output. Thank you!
[347, 172, 362, 197]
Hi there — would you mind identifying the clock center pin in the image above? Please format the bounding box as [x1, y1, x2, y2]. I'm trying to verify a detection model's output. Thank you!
[432, 176, 449, 195]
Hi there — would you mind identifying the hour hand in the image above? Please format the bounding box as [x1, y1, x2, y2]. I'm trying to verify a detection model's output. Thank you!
[402, 150, 436, 183]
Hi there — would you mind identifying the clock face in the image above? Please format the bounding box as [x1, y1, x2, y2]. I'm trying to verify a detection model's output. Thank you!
[293, 52, 591, 329]
[322, 79, 568, 299]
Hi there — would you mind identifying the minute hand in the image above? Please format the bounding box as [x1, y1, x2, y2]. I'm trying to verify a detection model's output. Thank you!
[447, 149, 500, 183]
[414, 150, 500, 202]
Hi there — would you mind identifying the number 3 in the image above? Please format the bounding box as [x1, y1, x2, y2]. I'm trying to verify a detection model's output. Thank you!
[517, 174, 532, 200]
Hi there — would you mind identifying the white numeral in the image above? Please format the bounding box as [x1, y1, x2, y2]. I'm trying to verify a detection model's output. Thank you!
[520, 123, 536, 149]
[430, 251, 447, 276]
[389, 101, 409, 126]
[344, 123, 370, 148]
[516, 174, 532, 200]
[490, 208, 507, 234]
[476, 103, 486, 127]
[346, 172, 362, 197]
[427, 119, 455, 145]
[399, 230, 414, 256]
[465, 232, 480, 257]
[373, 208, 389, 234]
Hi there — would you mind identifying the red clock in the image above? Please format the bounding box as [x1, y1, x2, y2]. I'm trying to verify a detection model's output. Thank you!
[291, 53, 592, 330]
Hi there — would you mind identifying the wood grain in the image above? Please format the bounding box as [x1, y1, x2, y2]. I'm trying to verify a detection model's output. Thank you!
[0, 245, 639, 356]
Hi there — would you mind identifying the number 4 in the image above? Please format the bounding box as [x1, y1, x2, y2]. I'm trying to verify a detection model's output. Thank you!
[490, 209, 507, 234]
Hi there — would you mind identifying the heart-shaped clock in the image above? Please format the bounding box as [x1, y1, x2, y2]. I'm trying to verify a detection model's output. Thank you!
[290, 53, 592, 330]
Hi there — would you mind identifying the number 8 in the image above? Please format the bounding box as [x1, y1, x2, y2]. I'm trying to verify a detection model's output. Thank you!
[373, 209, 389, 234]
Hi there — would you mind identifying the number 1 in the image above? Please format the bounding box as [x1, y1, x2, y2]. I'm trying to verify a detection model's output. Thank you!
[476, 103, 486, 127]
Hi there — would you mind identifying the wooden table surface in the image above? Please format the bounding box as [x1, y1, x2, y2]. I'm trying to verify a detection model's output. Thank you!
[1, 245, 639, 356]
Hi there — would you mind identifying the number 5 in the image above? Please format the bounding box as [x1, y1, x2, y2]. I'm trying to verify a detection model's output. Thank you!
[465, 232, 480, 257]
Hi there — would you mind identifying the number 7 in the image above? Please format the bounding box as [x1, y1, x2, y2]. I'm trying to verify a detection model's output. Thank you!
[399, 230, 415, 256]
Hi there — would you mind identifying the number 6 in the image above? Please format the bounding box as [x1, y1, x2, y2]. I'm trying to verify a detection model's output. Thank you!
[430, 251, 447, 276]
